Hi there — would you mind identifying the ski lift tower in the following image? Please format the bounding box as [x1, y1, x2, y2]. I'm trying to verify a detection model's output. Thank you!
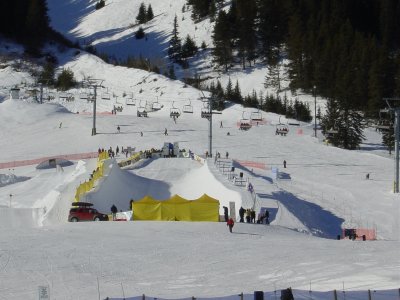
[200, 91, 219, 158]
[83, 78, 104, 136]
[384, 97, 400, 193]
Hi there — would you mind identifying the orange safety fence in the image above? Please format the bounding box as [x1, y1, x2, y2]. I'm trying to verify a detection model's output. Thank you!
[234, 160, 267, 170]
[342, 228, 377, 240]
[0, 152, 99, 169]
[78, 111, 113, 115]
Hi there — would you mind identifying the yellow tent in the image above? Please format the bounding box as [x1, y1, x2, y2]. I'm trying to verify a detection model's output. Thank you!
[162, 195, 191, 221]
[132, 194, 220, 222]
[190, 194, 220, 222]
[133, 196, 161, 220]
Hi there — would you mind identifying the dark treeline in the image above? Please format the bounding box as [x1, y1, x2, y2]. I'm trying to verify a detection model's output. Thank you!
[188, 0, 400, 115]
[0, 0, 73, 55]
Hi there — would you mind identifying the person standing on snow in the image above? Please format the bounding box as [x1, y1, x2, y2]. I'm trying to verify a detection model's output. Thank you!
[239, 206, 245, 223]
[227, 217, 234, 233]
[111, 204, 118, 221]
[223, 206, 229, 222]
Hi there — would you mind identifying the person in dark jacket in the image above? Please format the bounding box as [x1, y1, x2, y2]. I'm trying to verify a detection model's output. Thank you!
[227, 217, 234, 233]
[111, 204, 118, 220]
[264, 209, 270, 225]
[223, 206, 229, 222]
[239, 206, 245, 223]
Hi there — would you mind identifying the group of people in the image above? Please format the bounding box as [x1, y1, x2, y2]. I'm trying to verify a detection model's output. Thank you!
[239, 206, 270, 224]
[98, 146, 122, 159]
[224, 206, 271, 233]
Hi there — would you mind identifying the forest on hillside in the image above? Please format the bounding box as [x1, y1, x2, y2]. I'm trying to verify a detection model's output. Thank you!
[187, 0, 400, 149]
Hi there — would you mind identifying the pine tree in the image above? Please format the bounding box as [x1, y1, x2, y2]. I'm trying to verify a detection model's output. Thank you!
[146, 4, 154, 21]
[135, 27, 145, 39]
[56, 69, 76, 91]
[168, 65, 176, 80]
[232, 80, 242, 103]
[25, 0, 50, 54]
[212, 10, 232, 72]
[264, 60, 281, 95]
[168, 15, 182, 62]
[136, 2, 147, 24]
[39, 62, 55, 85]
[181, 35, 198, 58]
[225, 77, 233, 100]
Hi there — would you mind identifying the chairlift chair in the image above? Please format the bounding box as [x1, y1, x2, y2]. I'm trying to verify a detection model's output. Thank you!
[250, 110, 263, 121]
[137, 106, 148, 117]
[79, 91, 88, 100]
[126, 95, 136, 106]
[375, 108, 393, 131]
[152, 98, 163, 111]
[275, 124, 289, 136]
[183, 100, 193, 113]
[101, 92, 111, 100]
[201, 108, 212, 119]
[170, 101, 181, 118]
[238, 111, 252, 130]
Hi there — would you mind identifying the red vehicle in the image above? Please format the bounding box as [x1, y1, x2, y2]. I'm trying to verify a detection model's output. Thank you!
[68, 202, 109, 222]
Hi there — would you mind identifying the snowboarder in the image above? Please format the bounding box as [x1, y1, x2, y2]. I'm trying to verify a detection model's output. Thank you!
[111, 204, 118, 221]
[117, 125, 120, 133]
[223, 206, 229, 222]
[283, 160, 287, 168]
[227, 217, 234, 233]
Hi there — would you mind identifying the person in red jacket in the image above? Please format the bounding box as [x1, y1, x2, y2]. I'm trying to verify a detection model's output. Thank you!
[227, 217, 234, 233]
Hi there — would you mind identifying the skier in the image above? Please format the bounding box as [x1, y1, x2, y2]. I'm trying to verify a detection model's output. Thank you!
[225, 151, 229, 159]
[164, 128, 168, 136]
[220, 121, 223, 128]
[59, 122, 62, 128]
[116, 146, 119, 155]
[117, 125, 120, 133]
[283, 160, 287, 168]
[140, 131, 143, 137]
[227, 217, 234, 233]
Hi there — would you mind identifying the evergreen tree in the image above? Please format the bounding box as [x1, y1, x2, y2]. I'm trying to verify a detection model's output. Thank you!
[135, 27, 145, 39]
[212, 10, 232, 72]
[56, 69, 76, 91]
[39, 62, 55, 85]
[235, 0, 257, 68]
[264, 61, 281, 95]
[168, 65, 176, 80]
[146, 4, 154, 21]
[95, 0, 105, 10]
[225, 77, 233, 100]
[232, 80, 243, 103]
[136, 2, 147, 24]
[25, 0, 50, 54]
[168, 15, 182, 62]
[181, 35, 198, 58]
